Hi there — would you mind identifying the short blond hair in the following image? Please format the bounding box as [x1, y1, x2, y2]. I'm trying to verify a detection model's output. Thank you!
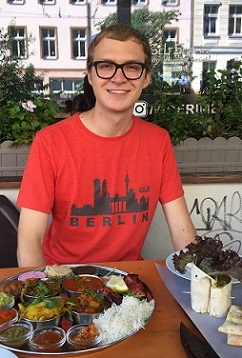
[87, 24, 152, 73]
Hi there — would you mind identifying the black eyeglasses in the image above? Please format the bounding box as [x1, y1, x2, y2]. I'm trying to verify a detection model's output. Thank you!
[92, 61, 146, 80]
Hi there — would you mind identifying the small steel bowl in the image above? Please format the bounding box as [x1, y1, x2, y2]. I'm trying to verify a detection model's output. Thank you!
[18, 271, 46, 282]
[29, 325, 66, 353]
[22, 278, 62, 302]
[23, 288, 62, 302]
[72, 265, 98, 276]
[0, 308, 18, 327]
[66, 323, 102, 351]
[0, 293, 15, 309]
[65, 294, 112, 325]
[44, 265, 73, 281]
[22, 313, 64, 330]
[63, 275, 104, 298]
[0, 320, 33, 348]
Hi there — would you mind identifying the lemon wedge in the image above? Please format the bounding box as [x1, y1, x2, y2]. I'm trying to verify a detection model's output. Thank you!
[106, 276, 129, 293]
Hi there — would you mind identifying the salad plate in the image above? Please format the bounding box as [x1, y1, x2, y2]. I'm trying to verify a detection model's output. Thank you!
[166, 252, 241, 284]
[166, 252, 192, 280]
[0, 264, 155, 356]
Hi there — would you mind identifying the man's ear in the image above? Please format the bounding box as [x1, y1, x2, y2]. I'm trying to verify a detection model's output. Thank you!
[143, 72, 151, 89]
[87, 70, 93, 86]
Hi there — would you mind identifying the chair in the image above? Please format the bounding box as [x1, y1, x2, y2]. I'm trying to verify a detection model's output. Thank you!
[0, 195, 20, 267]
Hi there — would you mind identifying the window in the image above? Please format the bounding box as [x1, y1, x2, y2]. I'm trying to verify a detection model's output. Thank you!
[9, 27, 26, 58]
[8, 0, 24, 4]
[203, 61, 216, 73]
[41, 28, 57, 59]
[163, 29, 177, 42]
[132, 0, 147, 5]
[70, 0, 85, 4]
[39, 0, 56, 4]
[101, 0, 116, 5]
[204, 5, 219, 37]
[72, 29, 87, 59]
[50, 78, 82, 98]
[229, 6, 242, 36]
[163, 0, 178, 6]
[162, 29, 178, 59]
[200, 61, 216, 91]
[32, 79, 44, 95]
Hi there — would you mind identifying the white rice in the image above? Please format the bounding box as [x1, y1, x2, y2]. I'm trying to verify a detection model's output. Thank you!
[93, 296, 155, 345]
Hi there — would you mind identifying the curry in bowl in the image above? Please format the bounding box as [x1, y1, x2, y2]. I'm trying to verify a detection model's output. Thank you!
[66, 291, 111, 314]
[63, 275, 103, 296]
[21, 278, 62, 299]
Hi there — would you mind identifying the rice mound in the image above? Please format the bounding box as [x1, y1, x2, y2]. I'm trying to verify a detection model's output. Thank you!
[93, 296, 155, 345]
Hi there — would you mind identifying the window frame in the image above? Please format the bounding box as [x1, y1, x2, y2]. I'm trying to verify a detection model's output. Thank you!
[71, 28, 87, 60]
[9, 26, 27, 59]
[40, 27, 58, 60]
[70, 0, 86, 4]
[101, 0, 117, 5]
[132, 0, 147, 5]
[8, 0, 25, 4]
[163, 29, 177, 43]
[49, 78, 83, 98]
[203, 4, 219, 38]
[228, 5, 242, 36]
[39, 0, 56, 4]
[163, 0, 179, 6]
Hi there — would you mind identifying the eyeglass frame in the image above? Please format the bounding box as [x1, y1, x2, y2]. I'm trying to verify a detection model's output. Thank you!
[92, 61, 146, 80]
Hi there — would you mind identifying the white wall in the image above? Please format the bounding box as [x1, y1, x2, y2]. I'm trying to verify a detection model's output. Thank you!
[142, 183, 242, 259]
[2, 183, 242, 259]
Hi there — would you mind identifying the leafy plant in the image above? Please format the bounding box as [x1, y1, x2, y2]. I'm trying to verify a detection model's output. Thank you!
[97, 7, 180, 78]
[150, 63, 242, 144]
[0, 24, 60, 145]
[0, 99, 59, 145]
[0, 25, 46, 105]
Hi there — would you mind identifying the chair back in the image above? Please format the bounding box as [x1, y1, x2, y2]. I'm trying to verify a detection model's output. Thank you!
[0, 195, 20, 267]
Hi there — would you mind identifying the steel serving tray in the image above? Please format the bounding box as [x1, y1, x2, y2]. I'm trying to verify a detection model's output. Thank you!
[0, 264, 155, 356]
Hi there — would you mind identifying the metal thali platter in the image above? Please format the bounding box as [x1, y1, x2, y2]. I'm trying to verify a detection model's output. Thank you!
[0, 264, 155, 356]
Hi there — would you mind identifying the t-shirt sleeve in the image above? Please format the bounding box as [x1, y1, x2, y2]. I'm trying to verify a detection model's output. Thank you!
[158, 130, 184, 204]
[17, 133, 55, 214]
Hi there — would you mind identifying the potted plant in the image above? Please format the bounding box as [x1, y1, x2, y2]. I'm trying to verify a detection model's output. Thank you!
[150, 64, 242, 173]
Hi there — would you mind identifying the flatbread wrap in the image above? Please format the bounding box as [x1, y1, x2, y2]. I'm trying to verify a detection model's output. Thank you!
[190, 263, 215, 313]
[218, 320, 242, 335]
[209, 274, 232, 317]
[226, 304, 242, 324]
[227, 333, 242, 346]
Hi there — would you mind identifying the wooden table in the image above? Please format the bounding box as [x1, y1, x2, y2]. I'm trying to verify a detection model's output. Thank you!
[0, 260, 201, 358]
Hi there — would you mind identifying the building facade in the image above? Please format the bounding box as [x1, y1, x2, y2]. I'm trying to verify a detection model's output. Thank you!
[192, 0, 242, 93]
[1, 0, 193, 97]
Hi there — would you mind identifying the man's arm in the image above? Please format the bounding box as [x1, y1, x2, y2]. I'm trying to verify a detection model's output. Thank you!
[17, 208, 50, 267]
[162, 196, 196, 251]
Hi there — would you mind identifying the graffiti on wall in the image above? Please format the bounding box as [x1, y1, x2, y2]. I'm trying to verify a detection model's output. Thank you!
[189, 191, 242, 253]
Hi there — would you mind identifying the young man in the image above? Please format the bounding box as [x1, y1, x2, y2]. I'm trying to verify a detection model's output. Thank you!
[17, 24, 196, 266]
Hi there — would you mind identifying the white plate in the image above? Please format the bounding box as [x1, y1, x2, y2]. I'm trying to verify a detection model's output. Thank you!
[0, 347, 18, 358]
[166, 252, 191, 280]
[166, 251, 241, 284]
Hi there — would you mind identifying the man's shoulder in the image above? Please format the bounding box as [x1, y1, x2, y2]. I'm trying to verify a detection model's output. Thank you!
[134, 116, 169, 137]
[36, 113, 79, 138]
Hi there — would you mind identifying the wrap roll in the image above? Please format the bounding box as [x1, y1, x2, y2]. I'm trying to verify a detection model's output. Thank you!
[190, 263, 232, 317]
[209, 274, 232, 317]
[190, 263, 215, 313]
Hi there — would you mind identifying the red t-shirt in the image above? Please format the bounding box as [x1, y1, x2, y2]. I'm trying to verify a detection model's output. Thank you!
[17, 114, 183, 264]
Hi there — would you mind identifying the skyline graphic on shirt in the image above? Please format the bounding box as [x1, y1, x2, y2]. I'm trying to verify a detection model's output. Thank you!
[71, 172, 149, 216]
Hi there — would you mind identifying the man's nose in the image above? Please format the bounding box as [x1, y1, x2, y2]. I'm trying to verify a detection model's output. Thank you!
[111, 67, 127, 81]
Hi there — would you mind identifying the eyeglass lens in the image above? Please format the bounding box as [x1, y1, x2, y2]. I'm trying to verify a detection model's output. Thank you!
[94, 61, 145, 80]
